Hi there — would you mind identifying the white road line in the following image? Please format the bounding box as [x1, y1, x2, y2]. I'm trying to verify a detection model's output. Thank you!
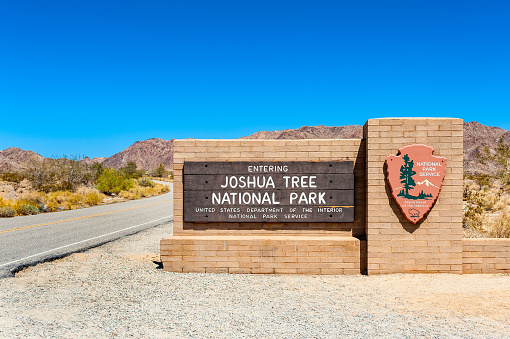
[0, 215, 172, 269]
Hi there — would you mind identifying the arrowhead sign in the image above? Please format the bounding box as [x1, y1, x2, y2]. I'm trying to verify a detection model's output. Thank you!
[385, 144, 447, 224]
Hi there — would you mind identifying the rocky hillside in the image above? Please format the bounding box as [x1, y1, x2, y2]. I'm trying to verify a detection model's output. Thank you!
[241, 125, 363, 140]
[0, 138, 174, 173]
[244, 122, 510, 176]
[79, 157, 107, 166]
[463, 121, 508, 175]
[0, 147, 43, 172]
[1, 122, 509, 175]
[102, 138, 174, 171]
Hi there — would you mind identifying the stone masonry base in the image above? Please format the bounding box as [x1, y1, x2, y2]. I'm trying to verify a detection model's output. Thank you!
[161, 236, 360, 274]
[463, 238, 510, 273]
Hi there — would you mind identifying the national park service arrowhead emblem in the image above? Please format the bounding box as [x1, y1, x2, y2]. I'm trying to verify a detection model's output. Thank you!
[385, 145, 447, 224]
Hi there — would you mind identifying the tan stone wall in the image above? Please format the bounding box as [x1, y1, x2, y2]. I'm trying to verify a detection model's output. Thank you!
[163, 138, 365, 274]
[162, 118, 510, 276]
[463, 239, 510, 273]
[161, 235, 360, 274]
[173, 139, 366, 238]
[364, 118, 464, 274]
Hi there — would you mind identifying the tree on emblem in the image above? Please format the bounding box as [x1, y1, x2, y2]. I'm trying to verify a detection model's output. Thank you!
[399, 154, 416, 198]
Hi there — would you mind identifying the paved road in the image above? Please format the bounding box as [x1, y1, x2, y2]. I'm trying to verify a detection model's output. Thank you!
[0, 182, 173, 277]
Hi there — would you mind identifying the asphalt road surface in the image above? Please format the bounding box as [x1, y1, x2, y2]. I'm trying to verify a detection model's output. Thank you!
[0, 182, 173, 277]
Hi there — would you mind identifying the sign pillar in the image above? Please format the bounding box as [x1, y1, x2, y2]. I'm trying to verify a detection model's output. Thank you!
[364, 118, 464, 274]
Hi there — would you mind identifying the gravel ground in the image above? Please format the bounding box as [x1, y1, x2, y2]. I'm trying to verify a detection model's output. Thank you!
[1, 222, 509, 338]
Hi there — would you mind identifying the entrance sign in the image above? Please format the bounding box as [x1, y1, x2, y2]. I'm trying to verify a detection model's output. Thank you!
[163, 118, 474, 275]
[183, 161, 354, 222]
[385, 144, 447, 224]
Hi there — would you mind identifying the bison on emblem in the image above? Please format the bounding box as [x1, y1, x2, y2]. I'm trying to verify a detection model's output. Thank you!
[408, 208, 420, 219]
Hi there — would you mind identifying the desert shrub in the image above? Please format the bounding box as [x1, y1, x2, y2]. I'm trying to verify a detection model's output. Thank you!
[91, 162, 104, 180]
[0, 206, 15, 218]
[140, 183, 169, 197]
[158, 184, 170, 194]
[119, 189, 140, 200]
[16, 204, 39, 216]
[120, 161, 142, 179]
[83, 191, 104, 206]
[463, 175, 510, 237]
[484, 208, 510, 238]
[464, 179, 490, 232]
[117, 182, 168, 200]
[152, 163, 167, 178]
[96, 168, 134, 195]
[24, 159, 59, 192]
[24, 156, 94, 193]
[0, 172, 24, 184]
[496, 194, 510, 209]
[14, 199, 39, 209]
[45, 200, 59, 212]
[18, 192, 46, 210]
[467, 208, 510, 238]
[466, 174, 493, 187]
[0, 196, 14, 208]
[35, 191, 81, 211]
[0, 167, 168, 217]
[76, 186, 90, 195]
[54, 156, 95, 191]
[140, 186, 156, 197]
[482, 190, 499, 210]
[76, 187, 104, 206]
[48, 191, 82, 205]
[138, 177, 155, 187]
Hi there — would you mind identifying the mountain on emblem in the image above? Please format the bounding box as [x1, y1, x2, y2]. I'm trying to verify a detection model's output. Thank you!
[385, 144, 447, 224]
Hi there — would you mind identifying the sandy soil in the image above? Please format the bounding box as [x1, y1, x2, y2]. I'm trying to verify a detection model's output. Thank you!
[1, 223, 509, 338]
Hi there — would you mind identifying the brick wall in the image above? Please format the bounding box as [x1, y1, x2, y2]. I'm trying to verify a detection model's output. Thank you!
[161, 138, 366, 274]
[364, 118, 464, 274]
[162, 118, 510, 275]
[463, 238, 510, 273]
[172, 139, 366, 238]
[161, 235, 360, 274]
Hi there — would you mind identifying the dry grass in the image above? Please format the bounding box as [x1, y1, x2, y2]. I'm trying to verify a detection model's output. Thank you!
[0, 179, 168, 217]
[119, 183, 169, 200]
[152, 176, 173, 182]
[463, 176, 510, 237]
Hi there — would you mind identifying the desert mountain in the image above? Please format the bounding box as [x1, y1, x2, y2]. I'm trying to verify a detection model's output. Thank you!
[102, 138, 174, 171]
[0, 147, 43, 172]
[243, 122, 509, 176]
[463, 121, 509, 175]
[1, 122, 508, 176]
[79, 157, 107, 166]
[0, 139, 175, 174]
[241, 125, 363, 140]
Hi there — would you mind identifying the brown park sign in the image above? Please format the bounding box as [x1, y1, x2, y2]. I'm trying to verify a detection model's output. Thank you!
[183, 161, 354, 223]
[385, 145, 447, 224]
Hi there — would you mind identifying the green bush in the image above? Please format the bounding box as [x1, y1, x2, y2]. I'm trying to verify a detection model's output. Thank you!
[138, 177, 155, 187]
[92, 162, 104, 180]
[96, 168, 134, 195]
[0, 206, 16, 218]
[152, 163, 167, 177]
[16, 204, 39, 216]
[0, 172, 24, 183]
[120, 161, 142, 179]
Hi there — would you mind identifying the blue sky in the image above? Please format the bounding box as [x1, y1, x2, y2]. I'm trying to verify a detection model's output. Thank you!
[1, 1, 509, 158]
